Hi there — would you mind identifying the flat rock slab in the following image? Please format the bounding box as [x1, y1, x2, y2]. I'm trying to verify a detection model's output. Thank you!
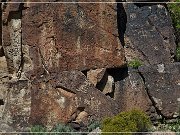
[22, 2, 125, 71]
[124, 3, 176, 65]
[139, 63, 180, 118]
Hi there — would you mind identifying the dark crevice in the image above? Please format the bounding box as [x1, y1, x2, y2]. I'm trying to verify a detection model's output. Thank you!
[96, 71, 108, 91]
[2, 3, 24, 25]
[17, 3, 24, 79]
[138, 70, 166, 123]
[96, 67, 128, 99]
[105, 91, 115, 99]
[55, 85, 76, 95]
[0, 47, 5, 57]
[0, 3, 2, 49]
[81, 69, 89, 77]
[0, 99, 4, 105]
[107, 67, 128, 82]
[117, 2, 127, 47]
[77, 107, 85, 112]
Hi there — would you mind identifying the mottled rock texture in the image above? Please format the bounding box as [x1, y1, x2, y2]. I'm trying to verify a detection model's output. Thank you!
[28, 69, 120, 128]
[0, 1, 179, 132]
[139, 63, 180, 118]
[124, 3, 176, 65]
[1, 2, 125, 131]
[22, 2, 125, 71]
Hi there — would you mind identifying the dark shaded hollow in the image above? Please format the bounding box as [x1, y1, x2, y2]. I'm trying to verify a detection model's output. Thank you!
[95, 67, 129, 99]
[0, 99, 4, 105]
[116, 2, 127, 47]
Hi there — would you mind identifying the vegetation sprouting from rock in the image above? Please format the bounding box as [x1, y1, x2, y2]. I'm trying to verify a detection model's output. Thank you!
[176, 45, 180, 61]
[168, 1, 180, 61]
[30, 125, 47, 134]
[101, 110, 152, 135]
[128, 59, 143, 69]
[30, 124, 77, 135]
[87, 120, 100, 132]
[168, 0, 180, 42]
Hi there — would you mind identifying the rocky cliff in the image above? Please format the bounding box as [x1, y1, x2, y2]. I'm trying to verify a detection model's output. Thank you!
[0, 0, 180, 132]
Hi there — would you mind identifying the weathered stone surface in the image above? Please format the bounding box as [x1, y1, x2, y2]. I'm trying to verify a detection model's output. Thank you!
[27, 69, 120, 129]
[0, 2, 126, 132]
[101, 74, 114, 95]
[2, 7, 22, 76]
[1, 1, 179, 132]
[74, 111, 88, 124]
[139, 63, 180, 118]
[2, 80, 31, 132]
[87, 68, 106, 86]
[95, 70, 114, 95]
[124, 3, 176, 65]
[114, 68, 153, 113]
[22, 2, 125, 71]
[0, 120, 14, 132]
[0, 56, 9, 119]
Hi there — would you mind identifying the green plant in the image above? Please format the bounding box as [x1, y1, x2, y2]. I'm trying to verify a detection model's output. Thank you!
[156, 120, 180, 135]
[51, 123, 76, 135]
[168, 1, 180, 31]
[166, 121, 180, 133]
[176, 45, 180, 61]
[101, 109, 152, 135]
[128, 59, 143, 69]
[30, 125, 47, 135]
[88, 120, 100, 132]
[168, 1, 180, 62]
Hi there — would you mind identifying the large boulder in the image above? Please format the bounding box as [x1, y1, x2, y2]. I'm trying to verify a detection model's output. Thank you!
[139, 63, 180, 118]
[124, 3, 176, 65]
[115, 68, 152, 112]
[27, 68, 120, 129]
[22, 2, 125, 72]
[113, 68, 158, 120]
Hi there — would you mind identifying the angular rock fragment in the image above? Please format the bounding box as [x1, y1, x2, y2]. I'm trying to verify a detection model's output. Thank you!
[87, 68, 106, 86]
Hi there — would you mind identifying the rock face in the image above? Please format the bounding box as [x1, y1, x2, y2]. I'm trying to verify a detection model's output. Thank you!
[1, 2, 125, 131]
[139, 63, 180, 118]
[0, 1, 179, 133]
[28, 69, 120, 129]
[124, 3, 176, 65]
[115, 68, 152, 112]
[22, 2, 125, 72]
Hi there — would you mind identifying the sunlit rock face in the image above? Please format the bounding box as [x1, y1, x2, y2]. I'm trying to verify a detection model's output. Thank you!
[22, 2, 125, 72]
[1, 1, 179, 132]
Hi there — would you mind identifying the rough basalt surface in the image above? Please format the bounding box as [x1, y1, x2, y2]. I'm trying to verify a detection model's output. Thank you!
[139, 63, 180, 118]
[1, 1, 180, 132]
[28, 69, 120, 129]
[124, 3, 176, 65]
[22, 2, 125, 71]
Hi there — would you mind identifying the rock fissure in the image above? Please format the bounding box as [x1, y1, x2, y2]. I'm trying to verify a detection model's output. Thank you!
[138, 70, 165, 122]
